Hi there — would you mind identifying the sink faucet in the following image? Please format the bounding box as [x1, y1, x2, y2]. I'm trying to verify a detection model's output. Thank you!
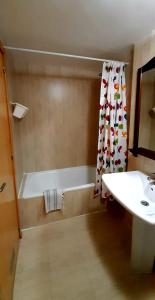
[147, 173, 155, 184]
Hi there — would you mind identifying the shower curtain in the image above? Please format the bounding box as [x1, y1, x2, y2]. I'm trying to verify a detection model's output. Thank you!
[95, 62, 127, 197]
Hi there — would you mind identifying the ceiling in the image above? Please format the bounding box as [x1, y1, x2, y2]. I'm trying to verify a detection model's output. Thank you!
[1, 0, 155, 58]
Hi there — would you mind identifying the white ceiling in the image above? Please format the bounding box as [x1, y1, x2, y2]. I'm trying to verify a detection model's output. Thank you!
[1, 0, 155, 57]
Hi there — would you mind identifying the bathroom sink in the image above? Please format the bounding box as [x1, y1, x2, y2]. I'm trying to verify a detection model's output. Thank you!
[145, 182, 155, 203]
[102, 171, 155, 273]
[102, 171, 155, 225]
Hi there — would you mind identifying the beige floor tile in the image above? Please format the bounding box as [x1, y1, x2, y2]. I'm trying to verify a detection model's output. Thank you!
[13, 211, 155, 300]
[14, 281, 52, 300]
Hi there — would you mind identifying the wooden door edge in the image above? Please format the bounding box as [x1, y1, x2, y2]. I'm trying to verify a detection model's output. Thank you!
[0, 42, 22, 238]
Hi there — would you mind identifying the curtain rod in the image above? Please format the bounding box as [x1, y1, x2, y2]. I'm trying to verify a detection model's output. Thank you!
[4, 46, 129, 65]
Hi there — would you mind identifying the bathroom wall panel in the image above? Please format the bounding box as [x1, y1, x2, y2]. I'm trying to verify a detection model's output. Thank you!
[10, 74, 100, 187]
[128, 34, 155, 170]
[20, 188, 102, 229]
[6, 65, 23, 192]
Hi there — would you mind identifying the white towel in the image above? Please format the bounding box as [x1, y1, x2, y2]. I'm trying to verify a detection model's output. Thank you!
[43, 189, 64, 213]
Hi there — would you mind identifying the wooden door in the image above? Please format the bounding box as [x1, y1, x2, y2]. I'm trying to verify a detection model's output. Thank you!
[0, 48, 19, 300]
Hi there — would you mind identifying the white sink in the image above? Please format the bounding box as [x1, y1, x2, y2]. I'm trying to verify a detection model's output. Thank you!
[102, 171, 155, 273]
[102, 171, 155, 225]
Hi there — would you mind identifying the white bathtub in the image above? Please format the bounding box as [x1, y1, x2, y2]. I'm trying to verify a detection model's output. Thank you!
[20, 166, 96, 199]
[19, 165, 102, 229]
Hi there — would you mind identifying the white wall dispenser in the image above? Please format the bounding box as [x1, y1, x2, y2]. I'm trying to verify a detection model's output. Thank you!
[12, 103, 29, 119]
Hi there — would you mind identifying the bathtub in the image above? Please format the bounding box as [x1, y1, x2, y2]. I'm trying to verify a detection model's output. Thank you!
[20, 166, 96, 199]
[19, 166, 103, 229]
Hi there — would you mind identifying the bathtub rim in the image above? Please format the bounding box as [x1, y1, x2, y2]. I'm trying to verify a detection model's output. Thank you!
[22, 165, 96, 178]
[21, 183, 95, 200]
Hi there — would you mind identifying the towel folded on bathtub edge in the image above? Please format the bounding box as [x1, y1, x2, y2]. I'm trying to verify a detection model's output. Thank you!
[43, 189, 64, 213]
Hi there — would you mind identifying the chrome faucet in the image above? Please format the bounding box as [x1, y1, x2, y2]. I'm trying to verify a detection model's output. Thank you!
[147, 173, 155, 185]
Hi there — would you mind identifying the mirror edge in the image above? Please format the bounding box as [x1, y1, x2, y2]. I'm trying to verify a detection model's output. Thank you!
[130, 56, 155, 160]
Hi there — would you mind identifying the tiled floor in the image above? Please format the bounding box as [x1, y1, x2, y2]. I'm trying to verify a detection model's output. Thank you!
[13, 210, 155, 300]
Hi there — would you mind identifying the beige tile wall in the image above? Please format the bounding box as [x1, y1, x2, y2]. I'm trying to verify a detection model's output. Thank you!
[6, 62, 23, 192]
[128, 34, 155, 171]
[7, 72, 100, 190]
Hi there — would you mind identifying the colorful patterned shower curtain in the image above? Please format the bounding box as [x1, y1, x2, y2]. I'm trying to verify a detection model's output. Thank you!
[95, 62, 127, 197]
